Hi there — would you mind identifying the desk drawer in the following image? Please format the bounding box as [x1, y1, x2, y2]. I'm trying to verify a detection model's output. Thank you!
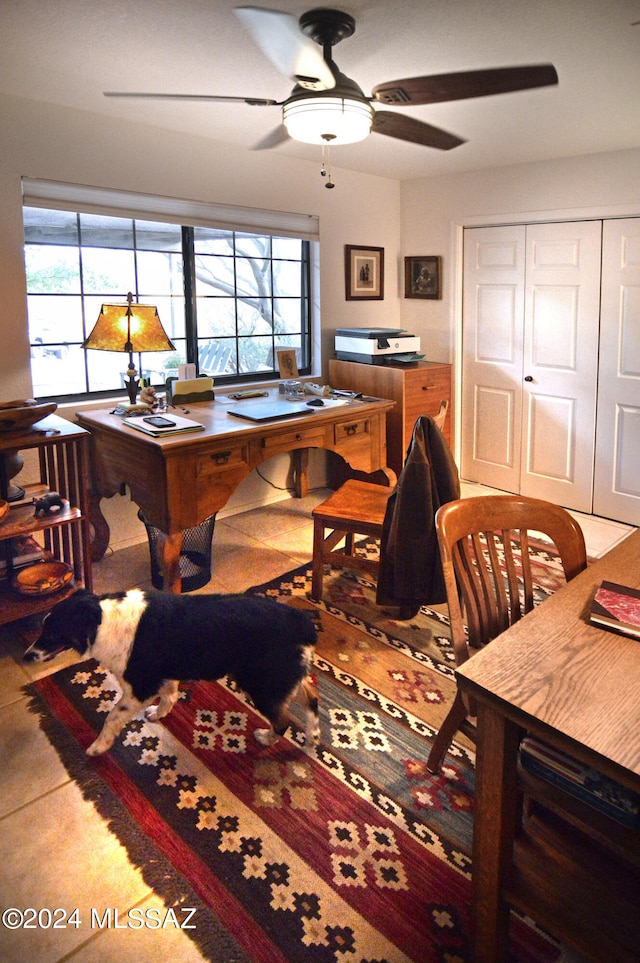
[334, 417, 369, 445]
[334, 417, 374, 470]
[259, 424, 327, 458]
[196, 444, 249, 479]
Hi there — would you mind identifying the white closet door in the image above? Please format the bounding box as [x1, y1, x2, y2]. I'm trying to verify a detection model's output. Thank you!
[462, 221, 601, 513]
[594, 218, 640, 525]
[461, 225, 525, 493]
[519, 221, 601, 511]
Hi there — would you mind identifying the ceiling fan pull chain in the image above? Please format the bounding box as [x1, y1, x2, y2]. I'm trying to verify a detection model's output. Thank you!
[321, 134, 336, 189]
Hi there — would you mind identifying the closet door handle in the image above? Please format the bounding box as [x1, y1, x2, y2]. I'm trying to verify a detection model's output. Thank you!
[524, 375, 534, 382]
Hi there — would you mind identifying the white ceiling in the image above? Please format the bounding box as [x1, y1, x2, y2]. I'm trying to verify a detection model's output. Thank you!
[2, 0, 639, 181]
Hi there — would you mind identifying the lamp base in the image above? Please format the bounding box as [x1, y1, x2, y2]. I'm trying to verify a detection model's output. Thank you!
[124, 373, 140, 405]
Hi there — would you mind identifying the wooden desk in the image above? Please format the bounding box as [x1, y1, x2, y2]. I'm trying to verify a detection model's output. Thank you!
[457, 528, 640, 961]
[77, 391, 395, 592]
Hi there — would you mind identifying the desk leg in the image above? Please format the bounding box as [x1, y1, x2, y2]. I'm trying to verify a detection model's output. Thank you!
[89, 493, 111, 562]
[471, 702, 521, 962]
[157, 531, 184, 594]
[292, 449, 309, 498]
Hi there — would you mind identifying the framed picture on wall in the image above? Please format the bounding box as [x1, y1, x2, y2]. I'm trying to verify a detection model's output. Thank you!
[345, 245, 384, 300]
[404, 255, 442, 299]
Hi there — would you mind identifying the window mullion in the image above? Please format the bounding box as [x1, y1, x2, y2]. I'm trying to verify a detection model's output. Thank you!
[182, 226, 198, 368]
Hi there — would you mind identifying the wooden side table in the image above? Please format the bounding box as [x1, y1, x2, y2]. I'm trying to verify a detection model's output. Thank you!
[0, 415, 92, 628]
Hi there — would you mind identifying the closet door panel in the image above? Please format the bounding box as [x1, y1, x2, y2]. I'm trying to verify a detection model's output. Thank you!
[519, 221, 601, 511]
[461, 225, 524, 492]
[594, 218, 640, 525]
[526, 393, 576, 482]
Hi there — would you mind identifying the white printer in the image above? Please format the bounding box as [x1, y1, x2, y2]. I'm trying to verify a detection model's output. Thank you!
[334, 327, 422, 364]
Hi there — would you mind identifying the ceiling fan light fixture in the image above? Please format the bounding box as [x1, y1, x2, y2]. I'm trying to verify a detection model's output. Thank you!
[283, 95, 373, 145]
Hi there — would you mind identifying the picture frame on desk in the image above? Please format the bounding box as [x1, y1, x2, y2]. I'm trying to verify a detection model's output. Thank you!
[404, 255, 442, 299]
[276, 348, 299, 379]
[345, 245, 384, 300]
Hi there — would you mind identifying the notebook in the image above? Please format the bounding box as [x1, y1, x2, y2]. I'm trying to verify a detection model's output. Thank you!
[123, 413, 205, 437]
[589, 580, 640, 640]
[227, 401, 314, 423]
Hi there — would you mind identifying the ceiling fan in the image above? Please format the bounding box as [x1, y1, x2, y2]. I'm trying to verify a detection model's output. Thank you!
[105, 5, 558, 155]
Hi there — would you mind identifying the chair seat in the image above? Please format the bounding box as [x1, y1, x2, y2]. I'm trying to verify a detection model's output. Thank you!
[311, 479, 393, 600]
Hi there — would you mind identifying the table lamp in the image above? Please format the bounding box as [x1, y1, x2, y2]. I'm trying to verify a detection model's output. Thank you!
[83, 292, 176, 409]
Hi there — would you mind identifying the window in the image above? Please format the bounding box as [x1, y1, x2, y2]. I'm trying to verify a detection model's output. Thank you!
[23, 201, 313, 400]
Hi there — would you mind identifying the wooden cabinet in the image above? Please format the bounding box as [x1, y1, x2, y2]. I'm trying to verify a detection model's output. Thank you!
[329, 359, 452, 476]
[0, 414, 92, 628]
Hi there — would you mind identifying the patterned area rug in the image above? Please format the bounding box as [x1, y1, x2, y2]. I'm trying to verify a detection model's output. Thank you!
[26, 541, 567, 963]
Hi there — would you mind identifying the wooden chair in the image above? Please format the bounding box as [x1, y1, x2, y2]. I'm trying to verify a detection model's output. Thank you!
[426, 494, 587, 773]
[310, 404, 453, 603]
[310, 478, 393, 601]
[198, 340, 233, 375]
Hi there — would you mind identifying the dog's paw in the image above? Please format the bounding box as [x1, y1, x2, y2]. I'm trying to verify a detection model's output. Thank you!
[86, 739, 110, 756]
[254, 727, 278, 747]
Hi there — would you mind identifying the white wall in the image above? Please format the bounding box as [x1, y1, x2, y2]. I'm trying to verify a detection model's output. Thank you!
[0, 92, 401, 547]
[398, 148, 640, 449]
[399, 147, 640, 355]
[1, 92, 402, 400]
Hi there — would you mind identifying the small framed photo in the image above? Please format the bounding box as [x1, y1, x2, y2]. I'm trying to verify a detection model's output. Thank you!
[345, 245, 384, 300]
[276, 348, 299, 379]
[405, 255, 442, 299]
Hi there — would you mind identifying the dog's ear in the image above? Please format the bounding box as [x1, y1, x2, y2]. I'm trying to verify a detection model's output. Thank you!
[48, 591, 103, 654]
[69, 593, 103, 651]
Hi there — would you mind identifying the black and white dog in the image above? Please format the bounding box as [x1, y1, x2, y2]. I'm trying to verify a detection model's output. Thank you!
[25, 589, 319, 757]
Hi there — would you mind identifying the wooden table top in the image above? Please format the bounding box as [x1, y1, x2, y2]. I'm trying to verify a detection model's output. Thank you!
[457, 528, 640, 783]
[77, 392, 395, 452]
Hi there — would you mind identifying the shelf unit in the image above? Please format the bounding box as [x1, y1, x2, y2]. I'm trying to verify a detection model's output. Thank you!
[0, 414, 92, 628]
[329, 359, 452, 476]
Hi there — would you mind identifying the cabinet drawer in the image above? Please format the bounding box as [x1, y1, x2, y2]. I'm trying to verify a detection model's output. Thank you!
[196, 444, 249, 479]
[405, 371, 451, 420]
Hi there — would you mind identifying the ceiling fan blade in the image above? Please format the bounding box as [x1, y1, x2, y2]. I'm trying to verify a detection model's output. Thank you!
[252, 124, 290, 150]
[234, 7, 335, 91]
[104, 92, 279, 106]
[372, 111, 465, 150]
[372, 64, 558, 106]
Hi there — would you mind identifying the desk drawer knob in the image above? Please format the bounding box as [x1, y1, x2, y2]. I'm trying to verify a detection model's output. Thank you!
[211, 450, 232, 465]
[345, 424, 357, 436]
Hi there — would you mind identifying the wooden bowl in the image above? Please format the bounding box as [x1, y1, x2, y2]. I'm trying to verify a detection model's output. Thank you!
[12, 561, 74, 596]
[0, 401, 57, 432]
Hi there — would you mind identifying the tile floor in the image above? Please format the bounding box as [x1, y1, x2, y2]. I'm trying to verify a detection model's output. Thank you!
[0, 484, 634, 962]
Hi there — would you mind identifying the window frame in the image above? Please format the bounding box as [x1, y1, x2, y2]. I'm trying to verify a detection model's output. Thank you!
[22, 180, 319, 402]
